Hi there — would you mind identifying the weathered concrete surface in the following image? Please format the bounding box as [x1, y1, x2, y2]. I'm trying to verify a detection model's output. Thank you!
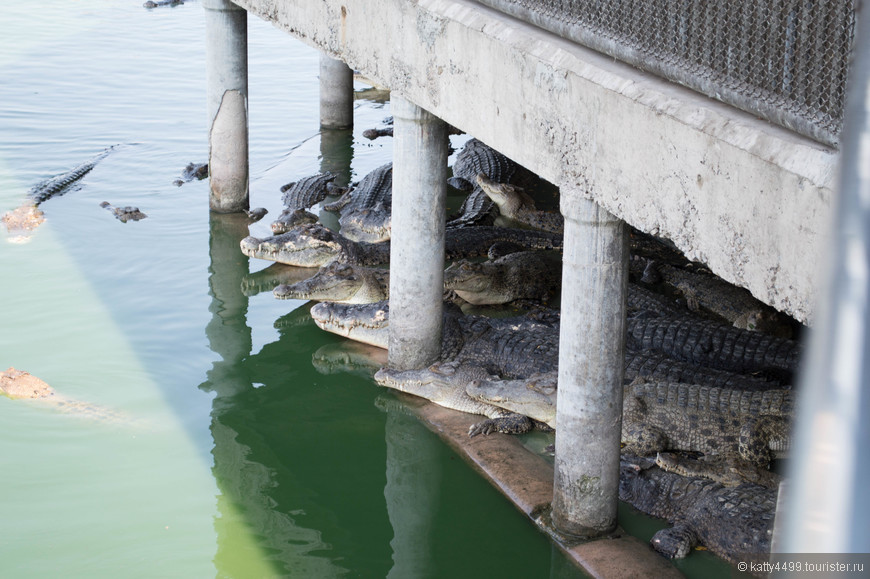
[319, 54, 354, 129]
[395, 394, 685, 578]
[233, 0, 836, 323]
[209, 89, 250, 212]
[554, 198, 627, 537]
[388, 96, 449, 369]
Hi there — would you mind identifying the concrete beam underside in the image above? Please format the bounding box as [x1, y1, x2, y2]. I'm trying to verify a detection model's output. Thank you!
[233, 0, 837, 324]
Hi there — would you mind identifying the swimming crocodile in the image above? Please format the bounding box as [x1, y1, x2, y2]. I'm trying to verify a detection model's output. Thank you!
[626, 313, 802, 377]
[2, 146, 116, 243]
[173, 161, 208, 186]
[373, 361, 549, 436]
[270, 208, 318, 235]
[645, 261, 794, 337]
[144, 0, 183, 7]
[443, 250, 562, 305]
[0, 367, 129, 423]
[280, 172, 336, 211]
[274, 261, 391, 303]
[240, 223, 563, 268]
[99, 201, 147, 223]
[446, 139, 538, 229]
[620, 455, 775, 574]
[475, 173, 564, 233]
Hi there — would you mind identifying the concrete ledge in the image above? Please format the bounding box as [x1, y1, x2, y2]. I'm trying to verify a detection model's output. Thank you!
[233, 0, 835, 323]
[394, 393, 685, 579]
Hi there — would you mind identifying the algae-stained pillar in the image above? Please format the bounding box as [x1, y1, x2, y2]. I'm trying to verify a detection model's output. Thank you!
[388, 95, 448, 370]
[319, 55, 354, 130]
[204, 0, 249, 213]
[553, 196, 628, 537]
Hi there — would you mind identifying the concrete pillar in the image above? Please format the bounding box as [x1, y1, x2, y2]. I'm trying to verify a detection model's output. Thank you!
[552, 196, 628, 537]
[387, 95, 448, 370]
[319, 54, 354, 130]
[204, 0, 249, 213]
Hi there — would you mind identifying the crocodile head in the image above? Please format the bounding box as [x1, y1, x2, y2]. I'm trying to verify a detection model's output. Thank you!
[240, 223, 346, 267]
[338, 203, 392, 243]
[310, 300, 391, 348]
[443, 260, 489, 293]
[2, 203, 45, 244]
[465, 372, 558, 428]
[374, 361, 492, 401]
[274, 262, 385, 303]
[0, 367, 55, 399]
[475, 173, 537, 217]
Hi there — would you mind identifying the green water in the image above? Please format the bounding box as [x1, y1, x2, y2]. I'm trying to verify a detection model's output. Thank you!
[0, 2, 586, 577]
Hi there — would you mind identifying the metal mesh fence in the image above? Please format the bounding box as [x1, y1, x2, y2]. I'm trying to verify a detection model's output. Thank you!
[476, 0, 856, 146]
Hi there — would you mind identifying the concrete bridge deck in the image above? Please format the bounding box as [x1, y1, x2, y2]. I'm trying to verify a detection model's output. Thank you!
[233, 0, 836, 325]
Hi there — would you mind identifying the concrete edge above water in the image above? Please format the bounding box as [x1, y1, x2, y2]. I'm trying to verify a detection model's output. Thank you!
[394, 393, 686, 579]
[232, 0, 836, 324]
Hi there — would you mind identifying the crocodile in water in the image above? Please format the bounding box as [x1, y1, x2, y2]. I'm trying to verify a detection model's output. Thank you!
[240, 223, 563, 268]
[99, 201, 147, 223]
[2, 146, 116, 243]
[279, 171, 336, 211]
[1, 367, 130, 424]
[274, 261, 391, 304]
[374, 361, 548, 436]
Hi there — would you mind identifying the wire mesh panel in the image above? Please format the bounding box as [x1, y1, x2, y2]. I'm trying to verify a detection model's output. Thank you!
[476, 0, 855, 146]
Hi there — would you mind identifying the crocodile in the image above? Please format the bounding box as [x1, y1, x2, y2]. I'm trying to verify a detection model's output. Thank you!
[646, 262, 793, 337]
[655, 451, 782, 489]
[270, 208, 318, 235]
[279, 172, 336, 210]
[173, 161, 208, 186]
[619, 455, 776, 573]
[241, 262, 320, 297]
[144, 0, 183, 7]
[622, 380, 792, 467]
[312, 299, 784, 390]
[465, 351, 783, 431]
[240, 223, 563, 268]
[338, 201, 391, 243]
[443, 250, 562, 305]
[246, 207, 268, 222]
[1, 367, 129, 423]
[475, 173, 564, 233]
[99, 201, 147, 222]
[445, 139, 539, 229]
[323, 163, 392, 214]
[274, 261, 390, 303]
[373, 361, 548, 436]
[626, 313, 802, 377]
[310, 300, 560, 379]
[3, 146, 116, 243]
[362, 127, 393, 140]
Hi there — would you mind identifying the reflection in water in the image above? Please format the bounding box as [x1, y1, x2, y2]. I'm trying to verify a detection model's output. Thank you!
[241, 262, 319, 297]
[377, 395, 442, 578]
[312, 340, 388, 379]
[201, 213, 348, 577]
[319, 128, 354, 187]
